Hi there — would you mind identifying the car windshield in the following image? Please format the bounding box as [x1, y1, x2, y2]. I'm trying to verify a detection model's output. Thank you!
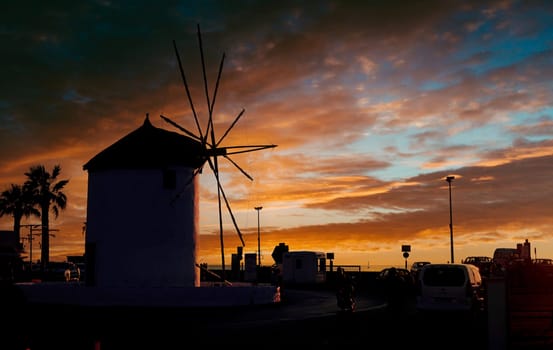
[422, 267, 465, 286]
[413, 262, 430, 268]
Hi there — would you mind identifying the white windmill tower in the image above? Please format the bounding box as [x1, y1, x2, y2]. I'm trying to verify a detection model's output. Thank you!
[161, 24, 277, 280]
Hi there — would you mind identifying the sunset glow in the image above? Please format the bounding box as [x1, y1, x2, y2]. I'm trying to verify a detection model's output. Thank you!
[1, 1, 553, 269]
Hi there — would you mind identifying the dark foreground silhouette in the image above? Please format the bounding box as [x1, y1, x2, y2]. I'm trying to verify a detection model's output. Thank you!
[4, 288, 491, 350]
[4, 279, 553, 350]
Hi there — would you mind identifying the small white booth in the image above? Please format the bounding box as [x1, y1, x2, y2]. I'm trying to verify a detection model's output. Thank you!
[282, 251, 327, 284]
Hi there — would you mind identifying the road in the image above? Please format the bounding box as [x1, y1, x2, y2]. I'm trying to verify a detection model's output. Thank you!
[4, 287, 494, 349]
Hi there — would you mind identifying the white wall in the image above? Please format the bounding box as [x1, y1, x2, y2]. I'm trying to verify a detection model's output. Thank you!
[282, 251, 326, 284]
[86, 168, 199, 288]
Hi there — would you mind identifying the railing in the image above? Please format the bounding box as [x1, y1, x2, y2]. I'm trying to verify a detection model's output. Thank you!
[196, 263, 233, 286]
[333, 265, 361, 273]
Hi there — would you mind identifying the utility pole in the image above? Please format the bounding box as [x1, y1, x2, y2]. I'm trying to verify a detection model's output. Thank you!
[255, 206, 263, 267]
[20, 225, 59, 275]
[446, 176, 455, 263]
[21, 224, 41, 271]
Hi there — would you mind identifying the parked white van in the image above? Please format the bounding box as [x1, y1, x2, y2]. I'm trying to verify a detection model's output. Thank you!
[415, 263, 485, 313]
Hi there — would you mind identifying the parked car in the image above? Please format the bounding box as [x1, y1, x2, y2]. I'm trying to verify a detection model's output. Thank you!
[416, 263, 485, 313]
[44, 261, 81, 282]
[410, 261, 431, 279]
[533, 258, 553, 266]
[64, 262, 81, 282]
[531, 258, 553, 280]
[374, 267, 415, 298]
[462, 256, 494, 278]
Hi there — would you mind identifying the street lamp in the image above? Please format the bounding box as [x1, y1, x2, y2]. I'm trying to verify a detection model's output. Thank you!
[255, 206, 263, 267]
[446, 176, 455, 263]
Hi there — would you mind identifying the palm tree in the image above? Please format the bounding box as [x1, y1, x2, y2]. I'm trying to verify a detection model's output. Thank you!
[24, 165, 69, 272]
[0, 184, 40, 249]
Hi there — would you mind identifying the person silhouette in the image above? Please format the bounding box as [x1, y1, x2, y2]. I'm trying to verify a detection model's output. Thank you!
[336, 267, 355, 311]
[64, 266, 71, 282]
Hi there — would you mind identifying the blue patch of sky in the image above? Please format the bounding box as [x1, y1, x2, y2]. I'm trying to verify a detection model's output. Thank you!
[451, 12, 552, 76]
[420, 80, 451, 92]
[349, 117, 519, 181]
[509, 111, 540, 124]
[370, 162, 424, 182]
[539, 107, 553, 119]
[519, 135, 549, 143]
[358, 126, 407, 149]
[508, 109, 553, 141]
[376, 94, 397, 104]
[349, 130, 426, 181]
[449, 123, 512, 151]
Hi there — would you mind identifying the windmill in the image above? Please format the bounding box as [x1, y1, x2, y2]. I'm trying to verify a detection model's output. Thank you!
[160, 24, 276, 278]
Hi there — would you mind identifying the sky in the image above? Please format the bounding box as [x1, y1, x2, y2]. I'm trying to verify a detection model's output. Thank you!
[1, 0, 553, 270]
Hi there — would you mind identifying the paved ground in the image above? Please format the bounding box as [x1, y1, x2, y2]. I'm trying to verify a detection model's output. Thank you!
[11, 282, 549, 349]
[5, 273, 553, 349]
[3, 286, 495, 350]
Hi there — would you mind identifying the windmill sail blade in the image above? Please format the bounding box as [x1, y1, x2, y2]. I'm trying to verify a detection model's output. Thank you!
[216, 108, 245, 147]
[210, 53, 225, 115]
[207, 149, 227, 272]
[172, 40, 204, 142]
[206, 157, 246, 246]
[204, 52, 225, 141]
[160, 115, 204, 142]
[216, 175, 226, 271]
[224, 144, 277, 155]
[223, 155, 253, 181]
[197, 24, 212, 131]
[218, 182, 246, 247]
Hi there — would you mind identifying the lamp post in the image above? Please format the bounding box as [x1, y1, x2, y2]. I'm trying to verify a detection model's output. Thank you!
[446, 176, 455, 263]
[255, 206, 263, 267]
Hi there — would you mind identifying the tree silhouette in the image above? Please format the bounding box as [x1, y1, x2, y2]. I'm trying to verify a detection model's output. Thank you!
[24, 165, 69, 272]
[0, 183, 40, 249]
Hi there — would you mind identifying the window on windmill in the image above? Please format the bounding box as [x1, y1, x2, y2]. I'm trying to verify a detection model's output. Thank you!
[163, 169, 177, 189]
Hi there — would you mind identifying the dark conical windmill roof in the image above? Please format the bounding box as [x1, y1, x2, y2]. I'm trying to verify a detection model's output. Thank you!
[83, 116, 205, 172]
